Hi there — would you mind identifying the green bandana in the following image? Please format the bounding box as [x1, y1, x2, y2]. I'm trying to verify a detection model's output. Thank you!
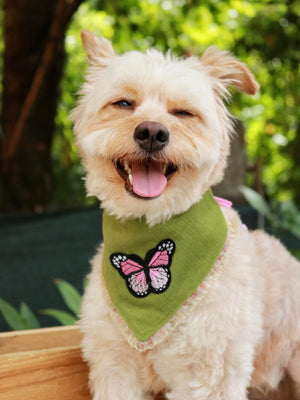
[102, 190, 227, 343]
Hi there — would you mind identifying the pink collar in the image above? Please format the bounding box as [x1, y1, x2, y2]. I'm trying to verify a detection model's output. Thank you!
[214, 196, 233, 209]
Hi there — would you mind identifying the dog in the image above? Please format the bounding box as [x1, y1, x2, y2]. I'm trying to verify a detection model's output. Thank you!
[71, 30, 300, 400]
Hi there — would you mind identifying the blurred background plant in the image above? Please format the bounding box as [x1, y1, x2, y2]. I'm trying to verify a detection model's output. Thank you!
[240, 185, 300, 260]
[0, 279, 83, 330]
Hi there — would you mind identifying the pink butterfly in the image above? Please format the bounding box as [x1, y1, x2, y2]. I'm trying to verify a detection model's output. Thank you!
[110, 239, 176, 298]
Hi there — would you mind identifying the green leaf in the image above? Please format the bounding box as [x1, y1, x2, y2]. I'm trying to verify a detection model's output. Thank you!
[279, 201, 298, 222]
[240, 186, 271, 217]
[289, 224, 300, 239]
[41, 309, 77, 326]
[20, 302, 41, 329]
[0, 299, 28, 330]
[291, 250, 300, 261]
[55, 279, 82, 316]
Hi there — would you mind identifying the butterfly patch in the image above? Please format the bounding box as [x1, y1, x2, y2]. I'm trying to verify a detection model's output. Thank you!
[110, 239, 176, 298]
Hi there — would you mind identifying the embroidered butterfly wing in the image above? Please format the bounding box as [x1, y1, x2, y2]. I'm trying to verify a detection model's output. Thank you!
[110, 254, 149, 297]
[146, 240, 175, 293]
[110, 239, 176, 298]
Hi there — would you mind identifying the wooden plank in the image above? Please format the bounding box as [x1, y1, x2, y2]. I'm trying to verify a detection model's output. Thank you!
[0, 327, 166, 399]
[0, 325, 82, 355]
[0, 326, 91, 400]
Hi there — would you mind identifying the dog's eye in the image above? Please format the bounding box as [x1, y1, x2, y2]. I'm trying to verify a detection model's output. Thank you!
[112, 99, 134, 108]
[172, 110, 194, 117]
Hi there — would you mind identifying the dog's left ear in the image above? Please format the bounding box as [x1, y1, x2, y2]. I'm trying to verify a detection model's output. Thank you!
[200, 46, 259, 96]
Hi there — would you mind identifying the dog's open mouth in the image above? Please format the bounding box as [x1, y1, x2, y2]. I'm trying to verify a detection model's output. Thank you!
[114, 159, 178, 199]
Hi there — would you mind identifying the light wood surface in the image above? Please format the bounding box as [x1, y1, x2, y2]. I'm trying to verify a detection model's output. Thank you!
[0, 326, 91, 400]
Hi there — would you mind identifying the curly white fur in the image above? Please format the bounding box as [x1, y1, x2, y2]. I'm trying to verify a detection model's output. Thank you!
[71, 31, 300, 399]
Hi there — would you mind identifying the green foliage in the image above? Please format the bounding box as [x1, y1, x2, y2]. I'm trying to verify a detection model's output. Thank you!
[41, 279, 82, 326]
[240, 186, 271, 217]
[292, 250, 300, 261]
[54, 279, 82, 316]
[51, 0, 300, 207]
[19, 302, 41, 329]
[241, 186, 300, 247]
[0, 279, 83, 331]
[235, 2, 300, 203]
[40, 309, 77, 326]
[0, 299, 41, 330]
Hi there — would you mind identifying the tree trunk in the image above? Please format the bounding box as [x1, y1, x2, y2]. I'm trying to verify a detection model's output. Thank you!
[0, 0, 83, 212]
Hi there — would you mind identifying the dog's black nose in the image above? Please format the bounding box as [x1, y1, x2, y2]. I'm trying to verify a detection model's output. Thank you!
[134, 121, 169, 153]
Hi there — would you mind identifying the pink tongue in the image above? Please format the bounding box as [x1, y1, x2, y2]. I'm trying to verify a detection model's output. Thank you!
[132, 161, 167, 198]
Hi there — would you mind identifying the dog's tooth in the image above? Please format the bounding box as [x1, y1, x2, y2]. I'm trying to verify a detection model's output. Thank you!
[162, 164, 167, 175]
[128, 173, 133, 185]
[124, 160, 130, 173]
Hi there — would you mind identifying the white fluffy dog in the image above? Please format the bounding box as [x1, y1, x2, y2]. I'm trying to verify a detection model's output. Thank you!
[71, 30, 300, 400]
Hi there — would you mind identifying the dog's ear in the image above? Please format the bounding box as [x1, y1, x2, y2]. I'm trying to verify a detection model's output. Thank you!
[81, 29, 115, 67]
[200, 46, 259, 96]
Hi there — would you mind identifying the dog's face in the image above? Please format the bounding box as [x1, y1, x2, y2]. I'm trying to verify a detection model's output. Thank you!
[71, 31, 258, 224]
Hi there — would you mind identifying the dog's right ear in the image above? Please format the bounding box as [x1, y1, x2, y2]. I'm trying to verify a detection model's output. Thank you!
[81, 30, 115, 67]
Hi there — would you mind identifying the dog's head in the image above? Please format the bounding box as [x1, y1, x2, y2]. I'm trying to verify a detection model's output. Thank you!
[71, 30, 258, 225]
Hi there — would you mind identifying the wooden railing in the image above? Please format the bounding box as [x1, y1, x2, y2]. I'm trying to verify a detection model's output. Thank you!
[0, 326, 91, 400]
